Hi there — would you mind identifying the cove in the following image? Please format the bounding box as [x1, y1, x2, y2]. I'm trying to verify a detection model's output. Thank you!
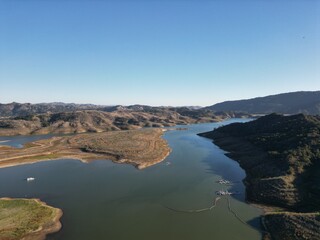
[0, 119, 262, 240]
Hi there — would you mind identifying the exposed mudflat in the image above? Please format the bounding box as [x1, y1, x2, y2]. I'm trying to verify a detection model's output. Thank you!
[0, 128, 171, 169]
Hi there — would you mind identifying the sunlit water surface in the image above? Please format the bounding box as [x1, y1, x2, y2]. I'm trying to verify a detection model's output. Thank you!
[0, 119, 262, 240]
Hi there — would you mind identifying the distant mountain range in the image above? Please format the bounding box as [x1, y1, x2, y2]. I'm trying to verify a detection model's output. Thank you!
[1, 91, 319, 118]
[0, 102, 107, 117]
[0, 101, 253, 136]
[0, 102, 204, 118]
[205, 91, 320, 115]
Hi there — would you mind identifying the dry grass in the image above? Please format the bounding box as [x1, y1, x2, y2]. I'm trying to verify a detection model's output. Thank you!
[0, 128, 171, 169]
[0, 198, 62, 240]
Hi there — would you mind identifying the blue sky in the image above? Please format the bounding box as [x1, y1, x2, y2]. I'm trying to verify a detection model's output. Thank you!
[0, 0, 319, 106]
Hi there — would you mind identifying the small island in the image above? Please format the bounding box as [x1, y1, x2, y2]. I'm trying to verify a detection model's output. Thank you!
[0, 128, 171, 169]
[0, 198, 62, 240]
[199, 113, 320, 240]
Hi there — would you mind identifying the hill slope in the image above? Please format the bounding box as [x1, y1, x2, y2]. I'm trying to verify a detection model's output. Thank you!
[205, 91, 320, 115]
[199, 114, 320, 240]
[0, 102, 106, 117]
[0, 109, 229, 136]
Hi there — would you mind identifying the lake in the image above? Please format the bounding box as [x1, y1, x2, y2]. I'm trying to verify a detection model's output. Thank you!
[0, 119, 262, 240]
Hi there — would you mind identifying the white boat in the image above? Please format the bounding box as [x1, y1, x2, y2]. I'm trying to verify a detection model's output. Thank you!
[217, 179, 231, 185]
[216, 189, 233, 195]
[26, 177, 35, 182]
[216, 190, 222, 195]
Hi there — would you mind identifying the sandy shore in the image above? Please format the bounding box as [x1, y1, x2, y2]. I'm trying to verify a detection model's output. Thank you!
[0, 128, 171, 170]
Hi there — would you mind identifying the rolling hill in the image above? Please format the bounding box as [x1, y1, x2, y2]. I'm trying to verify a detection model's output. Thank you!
[205, 91, 320, 115]
[0, 108, 232, 136]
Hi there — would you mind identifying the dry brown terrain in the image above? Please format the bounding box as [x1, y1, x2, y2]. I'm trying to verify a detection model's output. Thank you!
[0, 109, 227, 136]
[0, 128, 170, 169]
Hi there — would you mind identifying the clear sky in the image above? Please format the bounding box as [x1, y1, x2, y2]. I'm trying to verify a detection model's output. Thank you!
[0, 0, 319, 106]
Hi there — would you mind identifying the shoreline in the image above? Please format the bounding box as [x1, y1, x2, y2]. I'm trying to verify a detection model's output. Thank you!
[117, 148, 172, 169]
[0, 128, 171, 170]
[197, 132, 276, 238]
[198, 130, 320, 240]
[199, 131, 284, 206]
[0, 198, 63, 240]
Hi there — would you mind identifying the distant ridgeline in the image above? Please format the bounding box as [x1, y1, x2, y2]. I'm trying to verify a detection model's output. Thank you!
[205, 91, 320, 115]
[0, 102, 246, 118]
[0, 107, 251, 136]
[199, 113, 320, 240]
[1, 91, 320, 118]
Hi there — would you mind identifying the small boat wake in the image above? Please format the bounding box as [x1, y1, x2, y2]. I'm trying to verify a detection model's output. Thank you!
[26, 177, 35, 182]
[216, 178, 240, 185]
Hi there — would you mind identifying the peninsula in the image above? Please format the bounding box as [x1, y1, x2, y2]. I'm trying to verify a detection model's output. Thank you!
[199, 113, 320, 240]
[0, 198, 62, 240]
[0, 128, 171, 169]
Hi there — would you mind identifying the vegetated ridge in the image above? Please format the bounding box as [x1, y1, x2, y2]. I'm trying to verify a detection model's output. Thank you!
[0, 107, 248, 136]
[199, 113, 320, 240]
[205, 91, 320, 115]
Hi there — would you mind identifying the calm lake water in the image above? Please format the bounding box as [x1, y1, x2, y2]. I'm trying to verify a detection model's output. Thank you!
[0, 134, 56, 148]
[0, 119, 262, 240]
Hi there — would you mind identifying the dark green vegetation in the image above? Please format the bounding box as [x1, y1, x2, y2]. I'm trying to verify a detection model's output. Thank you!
[263, 212, 320, 240]
[199, 114, 320, 240]
[205, 91, 320, 115]
[0, 198, 62, 240]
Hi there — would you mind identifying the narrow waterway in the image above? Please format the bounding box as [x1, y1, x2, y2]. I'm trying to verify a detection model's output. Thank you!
[0, 119, 262, 240]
